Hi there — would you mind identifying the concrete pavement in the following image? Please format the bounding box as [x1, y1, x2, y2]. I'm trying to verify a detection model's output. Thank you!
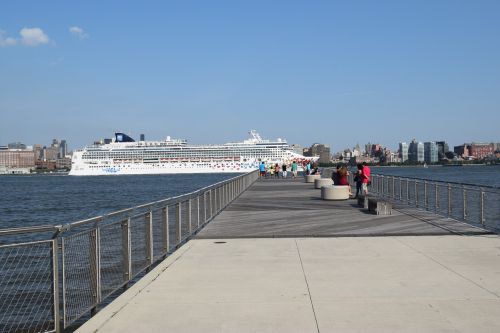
[77, 235, 500, 333]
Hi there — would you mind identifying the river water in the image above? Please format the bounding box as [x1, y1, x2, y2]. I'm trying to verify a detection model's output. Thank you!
[0, 173, 238, 230]
[0, 166, 498, 231]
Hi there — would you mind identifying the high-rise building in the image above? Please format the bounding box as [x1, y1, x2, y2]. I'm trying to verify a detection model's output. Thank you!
[409, 139, 424, 163]
[59, 140, 68, 158]
[424, 142, 438, 164]
[435, 141, 449, 160]
[399, 142, 409, 162]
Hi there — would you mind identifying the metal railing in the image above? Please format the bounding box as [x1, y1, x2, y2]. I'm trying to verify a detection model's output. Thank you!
[0, 171, 258, 332]
[369, 174, 500, 231]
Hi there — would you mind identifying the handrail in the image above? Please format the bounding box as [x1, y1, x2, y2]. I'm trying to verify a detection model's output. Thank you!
[0, 170, 259, 333]
[371, 173, 500, 190]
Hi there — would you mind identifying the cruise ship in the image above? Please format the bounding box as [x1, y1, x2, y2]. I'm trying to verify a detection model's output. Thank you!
[69, 131, 313, 176]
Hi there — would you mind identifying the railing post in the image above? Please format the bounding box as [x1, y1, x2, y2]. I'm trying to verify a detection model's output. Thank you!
[424, 181, 428, 209]
[435, 183, 439, 210]
[162, 207, 169, 255]
[204, 192, 207, 223]
[399, 177, 402, 200]
[448, 184, 452, 216]
[52, 238, 60, 333]
[406, 179, 409, 204]
[392, 176, 396, 199]
[188, 199, 192, 235]
[209, 190, 213, 218]
[176, 202, 182, 245]
[145, 211, 153, 267]
[197, 196, 200, 228]
[480, 189, 485, 227]
[90, 228, 101, 315]
[121, 218, 131, 285]
[463, 186, 467, 220]
[415, 181, 418, 207]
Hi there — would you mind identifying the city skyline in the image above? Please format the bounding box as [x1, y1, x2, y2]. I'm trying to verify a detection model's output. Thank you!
[1, 1, 499, 151]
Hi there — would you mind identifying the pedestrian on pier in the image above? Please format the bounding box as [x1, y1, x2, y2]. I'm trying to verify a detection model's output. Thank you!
[361, 162, 371, 195]
[274, 163, 280, 178]
[291, 161, 298, 178]
[282, 163, 287, 178]
[353, 164, 363, 198]
[259, 161, 266, 178]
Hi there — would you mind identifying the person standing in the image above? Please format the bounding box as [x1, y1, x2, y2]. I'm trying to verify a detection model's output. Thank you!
[291, 161, 298, 178]
[274, 163, 280, 178]
[354, 164, 363, 198]
[259, 161, 266, 178]
[361, 162, 371, 195]
[282, 163, 287, 179]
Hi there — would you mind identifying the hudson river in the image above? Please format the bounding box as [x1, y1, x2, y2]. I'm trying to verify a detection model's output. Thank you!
[0, 166, 498, 230]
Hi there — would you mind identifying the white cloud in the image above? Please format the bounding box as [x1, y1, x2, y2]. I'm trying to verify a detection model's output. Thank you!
[69, 26, 89, 39]
[0, 29, 17, 47]
[20, 27, 50, 46]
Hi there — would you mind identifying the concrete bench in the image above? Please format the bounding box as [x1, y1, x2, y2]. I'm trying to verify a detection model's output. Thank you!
[357, 196, 392, 215]
[305, 174, 321, 183]
[314, 178, 334, 189]
[321, 185, 350, 200]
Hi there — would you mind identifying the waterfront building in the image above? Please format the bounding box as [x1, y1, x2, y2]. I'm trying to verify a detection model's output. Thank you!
[409, 139, 424, 163]
[435, 141, 449, 160]
[454, 144, 470, 159]
[0, 149, 35, 169]
[399, 142, 409, 162]
[424, 142, 438, 164]
[469, 143, 494, 159]
[310, 143, 331, 164]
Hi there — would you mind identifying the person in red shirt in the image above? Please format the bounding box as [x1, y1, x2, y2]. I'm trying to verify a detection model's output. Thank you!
[361, 162, 371, 195]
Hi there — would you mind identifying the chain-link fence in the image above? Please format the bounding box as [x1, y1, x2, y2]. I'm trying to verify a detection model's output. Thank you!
[0, 240, 58, 333]
[0, 171, 258, 333]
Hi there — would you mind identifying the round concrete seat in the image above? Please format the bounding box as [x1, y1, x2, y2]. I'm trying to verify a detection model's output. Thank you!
[305, 174, 321, 183]
[314, 178, 333, 189]
[321, 185, 350, 200]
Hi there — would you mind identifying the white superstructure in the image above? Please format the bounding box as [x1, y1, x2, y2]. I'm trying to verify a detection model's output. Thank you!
[69, 131, 312, 176]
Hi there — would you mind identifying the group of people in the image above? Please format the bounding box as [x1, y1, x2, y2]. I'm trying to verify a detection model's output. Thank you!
[331, 162, 371, 198]
[259, 161, 299, 179]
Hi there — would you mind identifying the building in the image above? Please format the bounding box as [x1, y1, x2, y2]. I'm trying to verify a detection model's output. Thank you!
[454, 144, 470, 158]
[310, 143, 331, 164]
[42, 146, 59, 161]
[424, 142, 438, 164]
[435, 141, 449, 160]
[399, 142, 409, 162]
[409, 139, 424, 163]
[59, 140, 68, 158]
[469, 143, 494, 159]
[0, 149, 36, 169]
[8, 142, 27, 150]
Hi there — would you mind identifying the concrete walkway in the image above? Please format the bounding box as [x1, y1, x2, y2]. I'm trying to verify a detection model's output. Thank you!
[76, 179, 500, 332]
[77, 236, 500, 333]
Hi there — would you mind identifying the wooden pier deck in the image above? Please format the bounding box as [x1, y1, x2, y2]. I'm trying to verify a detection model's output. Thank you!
[77, 179, 500, 333]
[197, 178, 488, 238]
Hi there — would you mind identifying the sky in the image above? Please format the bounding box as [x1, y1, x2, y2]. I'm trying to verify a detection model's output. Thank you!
[1, 0, 499, 152]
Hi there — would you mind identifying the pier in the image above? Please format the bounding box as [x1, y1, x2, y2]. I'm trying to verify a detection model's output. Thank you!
[76, 178, 500, 332]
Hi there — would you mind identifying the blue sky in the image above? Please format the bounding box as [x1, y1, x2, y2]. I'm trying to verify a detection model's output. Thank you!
[1, 0, 499, 152]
